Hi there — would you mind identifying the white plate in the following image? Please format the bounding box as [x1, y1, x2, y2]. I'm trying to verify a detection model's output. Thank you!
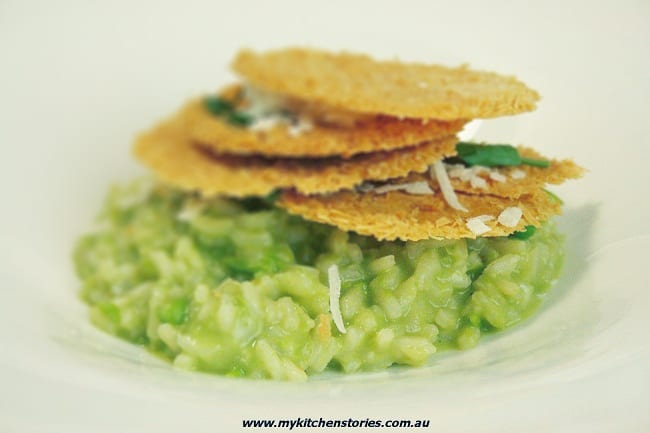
[1, 1, 649, 432]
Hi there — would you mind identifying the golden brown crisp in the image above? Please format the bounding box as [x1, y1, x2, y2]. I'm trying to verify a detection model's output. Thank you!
[278, 189, 561, 241]
[396, 147, 584, 198]
[182, 96, 466, 158]
[133, 117, 458, 197]
[232, 48, 540, 120]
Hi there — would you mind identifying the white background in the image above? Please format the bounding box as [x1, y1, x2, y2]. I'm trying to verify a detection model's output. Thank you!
[1, 1, 649, 432]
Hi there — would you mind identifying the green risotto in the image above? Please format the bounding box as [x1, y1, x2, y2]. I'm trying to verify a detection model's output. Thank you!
[73, 180, 564, 380]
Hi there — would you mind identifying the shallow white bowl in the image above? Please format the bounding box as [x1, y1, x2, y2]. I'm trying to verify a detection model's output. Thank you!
[1, 1, 648, 432]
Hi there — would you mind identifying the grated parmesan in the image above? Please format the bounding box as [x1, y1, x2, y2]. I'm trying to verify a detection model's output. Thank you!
[469, 175, 487, 189]
[242, 85, 286, 117]
[465, 215, 494, 236]
[489, 171, 506, 182]
[243, 85, 316, 137]
[446, 163, 468, 180]
[498, 207, 523, 227]
[373, 181, 434, 195]
[288, 117, 313, 137]
[403, 181, 435, 195]
[328, 264, 346, 334]
[446, 163, 506, 189]
[431, 161, 468, 212]
[249, 115, 285, 132]
[510, 169, 526, 180]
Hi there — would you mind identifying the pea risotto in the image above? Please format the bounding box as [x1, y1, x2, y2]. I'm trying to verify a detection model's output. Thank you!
[73, 47, 583, 380]
[75, 182, 564, 380]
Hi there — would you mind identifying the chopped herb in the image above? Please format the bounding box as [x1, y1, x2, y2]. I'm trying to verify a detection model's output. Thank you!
[227, 111, 254, 127]
[238, 190, 282, 212]
[456, 142, 521, 167]
[455, 142, 550, 168]
[520, 156, 550, 168]
[441, 156, 466, 166]
[204, 96, 234, 116]
[265, 189, 282, 203]
[509, 225, 537, 240]
[203, 96, 255, 127]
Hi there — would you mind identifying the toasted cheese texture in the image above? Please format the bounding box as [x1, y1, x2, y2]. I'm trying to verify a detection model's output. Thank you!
[133, 117, 459, 197]
[393, 147, 584, 200]
[182, 96, 466, 159]
[278, 189, 561, 241]
[232, 48, 540, 119]
[443, 147, 584, 198]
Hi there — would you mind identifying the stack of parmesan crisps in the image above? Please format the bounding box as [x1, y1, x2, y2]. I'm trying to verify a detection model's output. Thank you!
[135, 48, 583, 241]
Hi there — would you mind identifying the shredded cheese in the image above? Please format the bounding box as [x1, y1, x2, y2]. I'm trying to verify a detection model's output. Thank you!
[470, 175, 487, 189]
[489, 171, 506, 182]
[242, 85, 286, 117]
[288, 117, 313, 137]
[328, 264, 346, 334]
[446, 163, 509, 189]
[403, 182, 435, 195]
[373, 181, 434, 195]
[465, 215, 494, 236]
[249, 115, 284, 132]
[243, 85, 314, 137]
[431, 161, 468, 212]
[510, 169, 526, 180]
[446, 163, 467, 180]
[498, 207, 523, 227]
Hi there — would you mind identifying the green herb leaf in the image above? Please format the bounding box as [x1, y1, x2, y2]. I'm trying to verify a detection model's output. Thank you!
[520, 157, 551, 168]
[204, 96, 234, 116]
[456, 142, 522, 167]
[265, 189, 282, 204]
[455, 142, 549, 168]
[203, 95, 257, 127]
[227, 111, 254, 127]
[508, 225, 537, 240]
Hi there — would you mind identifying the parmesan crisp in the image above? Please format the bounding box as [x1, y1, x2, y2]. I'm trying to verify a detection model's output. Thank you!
[134, 116, 458, 197]
[233, 47, 540, 119]
[183, 90, 466, 159]
[279, 189, 561, 241]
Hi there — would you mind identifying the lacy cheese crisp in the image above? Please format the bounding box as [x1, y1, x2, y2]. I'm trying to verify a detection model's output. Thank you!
[74, 47, 583, 381]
